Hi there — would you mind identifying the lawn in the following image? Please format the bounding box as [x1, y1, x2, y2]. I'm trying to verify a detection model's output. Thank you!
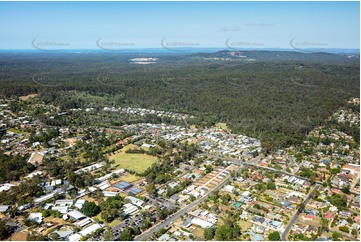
[120, 173, 142, 182]
[94, 213, 105, 223]
[109, 219, 122, 227]
[8, 128, 26, 134]
[192, 227, 204, 240]
[108, 146, 157, 174]
[239, 220, 252, 232]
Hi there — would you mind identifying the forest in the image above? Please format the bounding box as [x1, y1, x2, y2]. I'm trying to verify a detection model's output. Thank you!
[0, 50, 359, 151]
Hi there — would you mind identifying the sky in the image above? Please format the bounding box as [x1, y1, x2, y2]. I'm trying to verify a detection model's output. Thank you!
[0, 1, 359, 50]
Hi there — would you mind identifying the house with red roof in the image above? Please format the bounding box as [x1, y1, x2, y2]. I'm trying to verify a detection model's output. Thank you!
[301, 214, 315, 222]
[325, 212, 335, 220]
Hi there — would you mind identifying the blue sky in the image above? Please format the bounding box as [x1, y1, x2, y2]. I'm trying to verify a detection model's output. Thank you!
[0, 1, 359, 49]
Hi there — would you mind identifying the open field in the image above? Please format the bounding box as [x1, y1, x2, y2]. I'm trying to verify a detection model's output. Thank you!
[120, 173, 142, 183]
[108, 145, 158, 174]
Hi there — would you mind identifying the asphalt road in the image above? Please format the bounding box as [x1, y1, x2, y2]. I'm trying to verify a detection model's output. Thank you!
[281, 184, 321, 241]
[134, 165, 241, 241]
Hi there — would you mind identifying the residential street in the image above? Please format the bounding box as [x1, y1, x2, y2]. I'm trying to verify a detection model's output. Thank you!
[281, 184, 321, 241]
[134, 165, 242, 241]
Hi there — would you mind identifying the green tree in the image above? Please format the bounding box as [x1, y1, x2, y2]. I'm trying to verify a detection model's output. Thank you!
[42, 210, 50, 218]
[81, 201, 100, 217]
[215, 224, 241, 241]
[50, 233, 60, 241]
[0, 220, 12, 240]
[146, 183, 156, 196]
[266, 182, 276, 190]
[268, 231, 281, 241]
[103, 229, 114, 241]
[204, 226, 216, 240]
[328, 194, 348, 210]
[297, 202, 305, 213]
[119, 229, 132, 241]
[332, 231, 341, 241]
[341, 185, 351, 194]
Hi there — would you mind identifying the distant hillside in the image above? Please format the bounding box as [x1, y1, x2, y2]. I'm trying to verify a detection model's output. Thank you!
[0, 51, 359, 151]
[187, 50, 359, 64]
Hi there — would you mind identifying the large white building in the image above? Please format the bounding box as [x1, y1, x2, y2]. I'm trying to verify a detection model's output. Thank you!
[191, 217, 214, 228]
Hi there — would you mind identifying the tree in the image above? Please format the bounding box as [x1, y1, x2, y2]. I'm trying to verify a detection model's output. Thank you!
[268, 231, 281, 241]
[204, 226, 216, 240]
[103, 229, 114, 241]
[81, 201, 100, 217]
[266, 182, 276, 190]
[27, 232, 47, 241]
[42, 210, 50, 218]
[328, 194, 348, 210]
[297, 202, 305, 213]
[146, 183, 156, 196]
[189, 195, 196, 202]
[332, 231, 341, 241]
[215, 225, 232, 241]
[50, 233, 60, 241]
[119, 229, 132, 241]
[341, 185, 351, 194]
[0, 220, 12, 240]
[215, 224, 241, 241]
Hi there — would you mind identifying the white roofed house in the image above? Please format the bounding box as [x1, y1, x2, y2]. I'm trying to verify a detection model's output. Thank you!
[34, 192, 56, 205]
[191, 217, 214, 228]
[0, 205, 10, 213]
[123, 203, 138, 215]
[224, 185, 235, 193]
[28, 212, 43, 224]
[113, 168, 125, 175]
[96, 173, 113, 183]
[103, 191, 119, 197]
[0, 183, 15, 192]
[125, 196, 144, 207]
[73, 217, 92, 228]
[75, 163, 103, 174]
[74, 199, 86, 210]
[79, 223, 103, 237]
[55, 199, 73, 206]
[68, 233, 82, 241]
[51, 206, 69, 214]
[96, 181, 110, 190]
[68, 210, 87, 221]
